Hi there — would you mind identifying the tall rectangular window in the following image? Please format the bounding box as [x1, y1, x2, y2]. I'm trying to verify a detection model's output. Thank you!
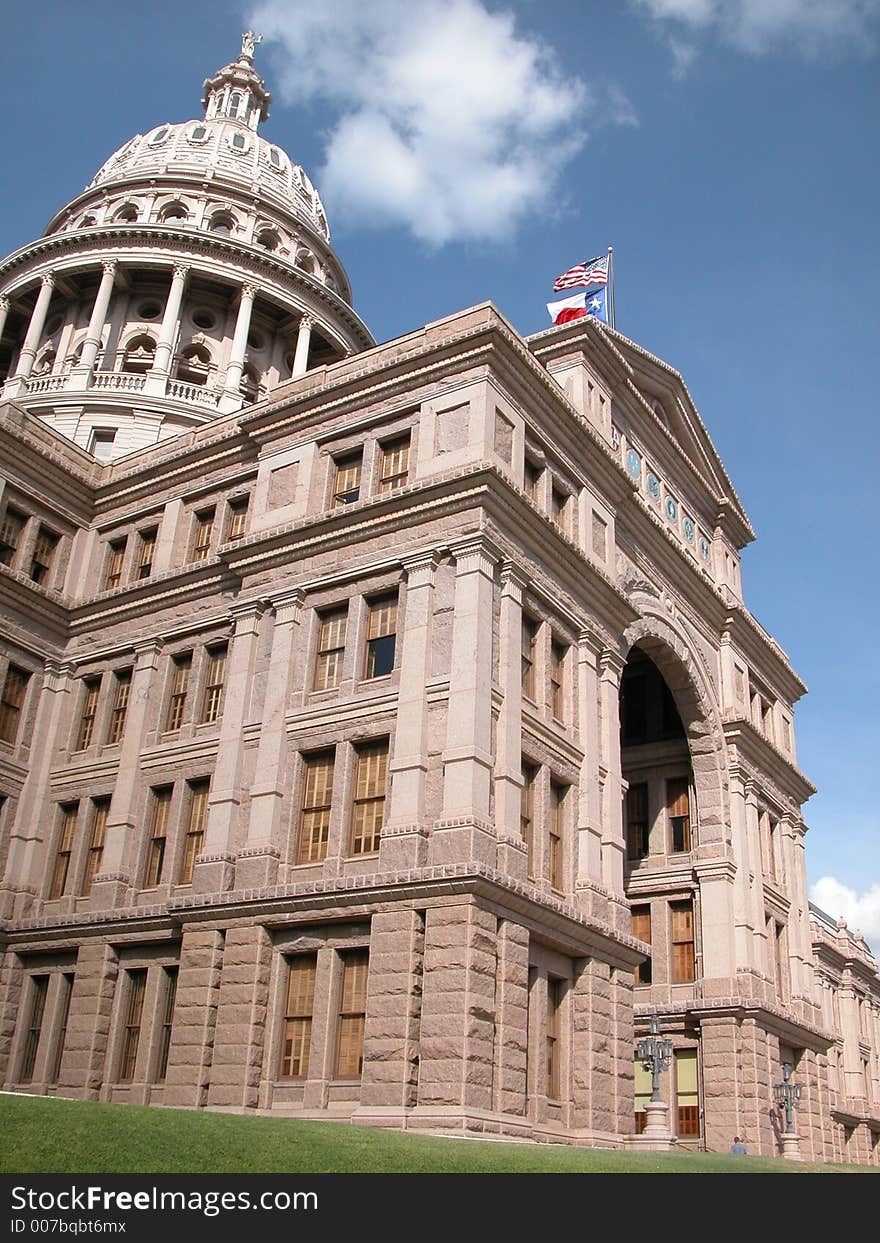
[30, 526, 59, 585]
[76, 677, 101, 750]
[136, 528, 157, 579]
[0, 665, 29, 745]
[20, 975, 49, 1082]
[551, 485, 570, 534]
[0, 506, 26, 566]
[192, 509, 215, 562]
[670, 900, 696, 984]
[351, 740, 388, 855]
[81, 798, 109, 895]
[364, 595, 397, 679]
[550, 642, 566, 721]
[333, 452, 362, 506]
[280, 955, 317, 1079]
[626, 782, 649, 860]
[521, 616, 538, 700]
[118, 970, 147, 1082]
[225, 497, 249, 541]
[49, 804, 78, 899]
[621, 673, 647, 743]
[521, 762, 537, 879]
[546, 977, 563, 1100]
[166, 654, 191, 731]
[675, 1049, 700, 1136]
[524, 459, 542, 502]
[106, 670, 131, 745]
[667, 778, 691, 853]
[549, 781, 566, 893]
[49, 973, 74, 1084]
[201, 644, 227, 723]
[378, 435, 410, 493]
[298, 751, 335, 863]
[156, 967, 178, 1082]
[335, 950, 369, 1078]
[631, 905, 652, 985]
[104, 539, 127, 590]
[314, 608, 347, 691]
[180, 780, 209, 884]
[144, 787, 172, 887]
[774, 921, 789, 1003]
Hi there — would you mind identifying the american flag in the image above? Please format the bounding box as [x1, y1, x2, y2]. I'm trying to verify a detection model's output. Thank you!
[553, 254, 609, 292]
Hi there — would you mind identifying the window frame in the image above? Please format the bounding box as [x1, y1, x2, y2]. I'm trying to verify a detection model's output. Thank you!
[297, 750, 335, 864]
[377, 434, 411, 494]
[363, 594, 398, 680]
[313, 607, 348, 692]
[279, 955, 317, 1079]
[350, 739, 389, 856]
[335, 950, 369, 1079]
[0, 664, 30, 745]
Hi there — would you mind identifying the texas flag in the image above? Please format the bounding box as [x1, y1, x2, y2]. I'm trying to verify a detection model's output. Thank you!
[547, 286, 608, 325]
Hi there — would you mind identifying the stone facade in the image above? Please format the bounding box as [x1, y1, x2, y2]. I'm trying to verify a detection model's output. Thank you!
[0, 42, 878, 1164]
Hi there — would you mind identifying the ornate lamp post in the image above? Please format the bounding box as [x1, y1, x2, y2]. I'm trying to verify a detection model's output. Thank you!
[773, 1061, 804, 1160]
[634, 1014, 675, 1149]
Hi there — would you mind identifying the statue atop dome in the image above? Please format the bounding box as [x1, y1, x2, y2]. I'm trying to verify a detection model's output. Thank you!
[240, 31, 263, 63]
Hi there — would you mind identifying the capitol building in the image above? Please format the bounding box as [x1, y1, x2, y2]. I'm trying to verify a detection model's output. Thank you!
[0, 37, 877, 1165]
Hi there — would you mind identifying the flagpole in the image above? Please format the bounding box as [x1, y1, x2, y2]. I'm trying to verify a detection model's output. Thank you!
[607, 245, 615, 330]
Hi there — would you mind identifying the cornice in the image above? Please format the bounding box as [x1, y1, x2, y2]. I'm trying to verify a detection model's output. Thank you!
[723, 715, 816, 804]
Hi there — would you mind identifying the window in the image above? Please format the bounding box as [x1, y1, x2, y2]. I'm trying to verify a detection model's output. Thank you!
[550, 642, 566, 721]
[192, 509, 214, 561]
[675, 1049, 700, 1136]
[667, 778, 691, 852]
[0, 665, 29, 745]
[546, 977, 563, 1100]
[333, 452, 362, 506]
[670, 900, 695, 983]
[137, 529, 157, 579]
[209, 213, 235, 235]
[335, 950, 369, 1078]
[159, 203, 186, 224]
[145, 787, 172, 887]
[551, 485, 570, 534]
[521, 616, 538, 700]
[225, 498, 249, 541]
[549, 781, 566, 893]
[314, 608, 347, 691]
[378, 435, 410, 493]
[774, 921, 789, 1003]
[364, 595, 397, 679]
[29, 526, 58, 585]
[89, 429, 117, 460]
[180, 780, 209, 884]
[75, 678, 100, 750]
[104, 539, 126, 590]
[521, 762, 537, 879]
[0, 506, 26, 566]
[524, 459, 541, 501]
[156, 968, 178, 1082]
[20, 976, 49, 1082]
[298, 751, 335, 863]
[49, 804, 78, 899]
[49, 973, 74, 1084]
[632, 905, 652, 985]
[256, 230, 279, 251]
[166, 654, 191, 731]
[626, 783, 649, 860]
[81, 799, 109, 895]
[280, 956, 317, 1078]
[118, 970, 146, 1081]
[201, 645, 227, 723]
[351, 740, 388, 855]
[621, 673, 647, 743]
[591, 512, 607, 560]
[106, 670, 131, 745]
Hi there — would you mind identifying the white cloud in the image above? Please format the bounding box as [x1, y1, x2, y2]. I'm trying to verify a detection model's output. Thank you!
[810, 876, 880, 947]
[634, 0, 880, 58]
[248, 0, 624, 246]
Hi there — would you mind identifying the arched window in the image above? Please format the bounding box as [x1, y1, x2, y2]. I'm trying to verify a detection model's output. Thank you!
[209, 213, 236, 235]
[35, 348, 56, 375]
[295, 247, 316, 275]
[176, 344, 212, 387]
[189, 125, 208, 142]
[268, 147, 283, 170]
[229, 92, 242, 117]
[123, 335, 156, 374]
[160, 202, 188, 225]
[256, 229, 279, 252]
[114, 203, 139, 223]
[149, 127, 170, 145]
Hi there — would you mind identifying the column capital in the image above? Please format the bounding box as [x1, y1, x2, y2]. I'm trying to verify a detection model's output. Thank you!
[401, 548, 441, 585]
[448, 533, 500, 576]
[0, 295, 10, 312]
[499, 560, 528, 598]
[598, 648, 626, 680]
[101, 259, 118, 278]
[578, 626, 607, 658]
[39, 272, 56, 289]
[228, 598, 270, 630]
[172, 263, 190, 282]
[132, 637, 164, 668]
[241, 282, 259, 301]
[298, 313, 315, 331]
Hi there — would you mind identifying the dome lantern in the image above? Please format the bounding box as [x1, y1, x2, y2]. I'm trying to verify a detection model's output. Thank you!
[202, 32, 271, 132]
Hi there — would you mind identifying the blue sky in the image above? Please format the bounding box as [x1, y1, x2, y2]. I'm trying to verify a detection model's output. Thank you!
[1, 1, 877, 932]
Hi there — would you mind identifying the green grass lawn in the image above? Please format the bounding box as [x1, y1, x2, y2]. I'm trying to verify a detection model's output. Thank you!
[1, 1092, 872, 1174]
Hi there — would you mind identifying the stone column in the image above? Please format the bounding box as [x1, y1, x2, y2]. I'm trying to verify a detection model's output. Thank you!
[356, 909, 426, 1120]
[207, 925, 272, 1109]
[571, 956, 616, 1134]
[431, 535, 497, 867]
[145, 264, 188, 395]
[70, 261, 117, 385]
[493, 564, 528, 879]
[291, 314, 313, 378]
[57, 942, 119, 1100]
[220, 282, 257, 406]
[381, 551, 439, 870]
[491, 919, 530, 1120]
[783, 817, 813, 1007]
[90, 639, 163, 911]
[575, 631, 604, 910]
[728, 768, 758, 979]
[744, 783, 769, 982]
[239, 591, 303, 888]
[7, 273, 55, 394]
[0, 295, 10, 347]
[598, 649, 626, 894]
[162, 927, 225, 1109]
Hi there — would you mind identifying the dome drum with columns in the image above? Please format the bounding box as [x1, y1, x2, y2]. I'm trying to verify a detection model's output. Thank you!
[0, 36, 374, 460]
